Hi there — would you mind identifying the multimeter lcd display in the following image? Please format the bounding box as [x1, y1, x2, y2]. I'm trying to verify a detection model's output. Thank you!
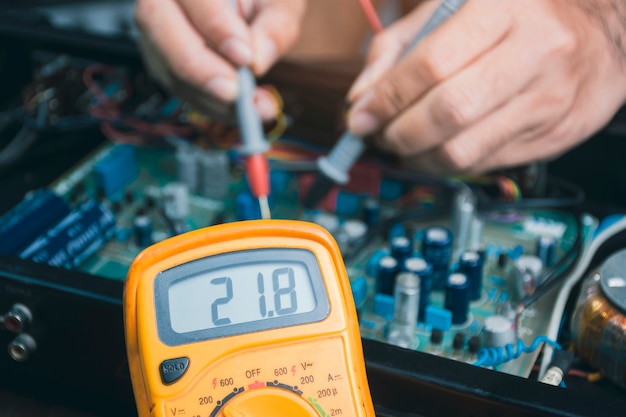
[154, 248, 331, 345]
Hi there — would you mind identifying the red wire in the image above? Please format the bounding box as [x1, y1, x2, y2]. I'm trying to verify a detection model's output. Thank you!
[357, 0, 384, 34]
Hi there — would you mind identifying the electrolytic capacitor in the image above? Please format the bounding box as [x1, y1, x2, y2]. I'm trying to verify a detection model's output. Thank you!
[403, 257, 433, 322]
[376, 255, 398, 296]
[513, 255, 544, 299]
[459, 251, 483, 302]
[422, 226, 453, 290]
[133, 213, 153, 247]
[482, 315, 516, 347]
[363, 198, 381, 226]
[390, 235, 412, 265]
[387, 272, 420, 349]
[536, 235, 557, 267]
[445, 272, 470, 325]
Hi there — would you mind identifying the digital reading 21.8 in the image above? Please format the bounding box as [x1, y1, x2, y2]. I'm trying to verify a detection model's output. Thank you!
[168, 260, 317, 333]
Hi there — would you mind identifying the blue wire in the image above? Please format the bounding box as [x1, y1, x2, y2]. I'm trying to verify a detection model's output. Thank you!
[560, 380, 567, 388]
[473, 336, 561, 367]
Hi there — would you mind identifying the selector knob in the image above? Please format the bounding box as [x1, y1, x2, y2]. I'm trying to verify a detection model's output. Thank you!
[220, 388, 319, 417]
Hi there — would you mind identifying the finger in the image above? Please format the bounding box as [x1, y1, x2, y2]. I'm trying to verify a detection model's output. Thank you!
[348, 0, 440, 102]
[404, 87, 574, 175]
[254, 88, 279, 121]
[348, 0, 513, 136]
[250, 0, 307, 74]
[379, 33, 542, 156]
[135, 0, 239, 101]
[177, 0, 254, 66]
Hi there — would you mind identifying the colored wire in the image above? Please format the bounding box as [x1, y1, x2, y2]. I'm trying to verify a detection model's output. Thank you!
[473, 336, 561, 368]
[357, 0, 384, 33]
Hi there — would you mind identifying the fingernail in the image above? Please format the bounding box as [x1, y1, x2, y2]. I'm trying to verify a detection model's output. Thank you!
[254, 90, 278, 120]
[254, 35, 277, 75]
[220, 37, 253, 66]
[205, 76, 238, 101]
[349, 111, 379, 136]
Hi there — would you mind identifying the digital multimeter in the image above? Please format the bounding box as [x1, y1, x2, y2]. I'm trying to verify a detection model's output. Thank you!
[124, 220, 375, 417]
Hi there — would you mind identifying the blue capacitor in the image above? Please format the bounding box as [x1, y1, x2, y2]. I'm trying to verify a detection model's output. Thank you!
[133, 214, 153, 247]
[422, 226, 453, 290]
[459, 251, 483, 301]
[445, 272, 470, 325]
[536, 235, 557, 267]
[235, 191, 261, 220]
[376, 255, 398, 296]
[94, 144, 139, 199]
[19, 199, 116, 269]
[390, 235, 412, 265]
[0, 189, 70, 255]
[403, 257, 433, 322]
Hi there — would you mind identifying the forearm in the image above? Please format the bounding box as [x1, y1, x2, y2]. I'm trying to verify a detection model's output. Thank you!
[576, 0, 626, 64]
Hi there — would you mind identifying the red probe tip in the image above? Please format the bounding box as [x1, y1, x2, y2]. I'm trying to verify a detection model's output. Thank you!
[246, 154, 270, 198]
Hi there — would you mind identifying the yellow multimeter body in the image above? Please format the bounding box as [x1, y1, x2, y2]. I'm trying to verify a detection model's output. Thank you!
[124, 219, 375, 417]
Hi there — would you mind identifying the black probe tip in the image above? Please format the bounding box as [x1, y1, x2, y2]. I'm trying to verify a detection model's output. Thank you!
[302, 173, 337, 210]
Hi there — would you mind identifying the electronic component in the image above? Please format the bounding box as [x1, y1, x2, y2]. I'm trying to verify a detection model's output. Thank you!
[94, 144, 138, 199]
[19, 199, 116, 269]
[451, 188, 476, 259]
[376, 255, 398, 296]
[235, 191, 261, 221]
[175, 145, 199, 193]
[387, 272, 420, 349]
[422, 226, 453, 289]
[0, 189, 70, 255]
[482, 315, 516, 348]
[162, 182, 189, 221]
[198, 149, 230, 198]
[571, 249, 626, 389]
[539, 350, 574, 387]
[133, 213, 153, 247]
[424, 328, 444, 356]
[513, 255, 543, 299]
[124, 220, 374, 417]
[459, 251, 483, 302]
[403, 257, 433, 322]
[445, 273, 470, 325]
[451, 332, 466, 360]
[536, 235, 556, 267]
[390, 235, 412, 266]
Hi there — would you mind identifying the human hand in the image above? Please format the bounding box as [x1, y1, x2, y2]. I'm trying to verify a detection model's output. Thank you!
[135, 0, 306, 120]
[347, 0, 626, 175]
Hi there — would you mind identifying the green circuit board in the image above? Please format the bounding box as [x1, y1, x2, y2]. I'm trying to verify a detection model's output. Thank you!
[45, 142, 594, 378]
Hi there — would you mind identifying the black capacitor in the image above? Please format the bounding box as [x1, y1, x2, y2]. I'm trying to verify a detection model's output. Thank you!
[133, 214, 153, 247]
[445, 272, 470, 325]
[390, 235, 412, 265]
[459, 251, 483, 302]
[376, 255, 398, 296]
[403, 257, 433, 322]
[422, 226, 453, 289]
[536, 235, 557, 267]
[363, 198, 381, 226]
